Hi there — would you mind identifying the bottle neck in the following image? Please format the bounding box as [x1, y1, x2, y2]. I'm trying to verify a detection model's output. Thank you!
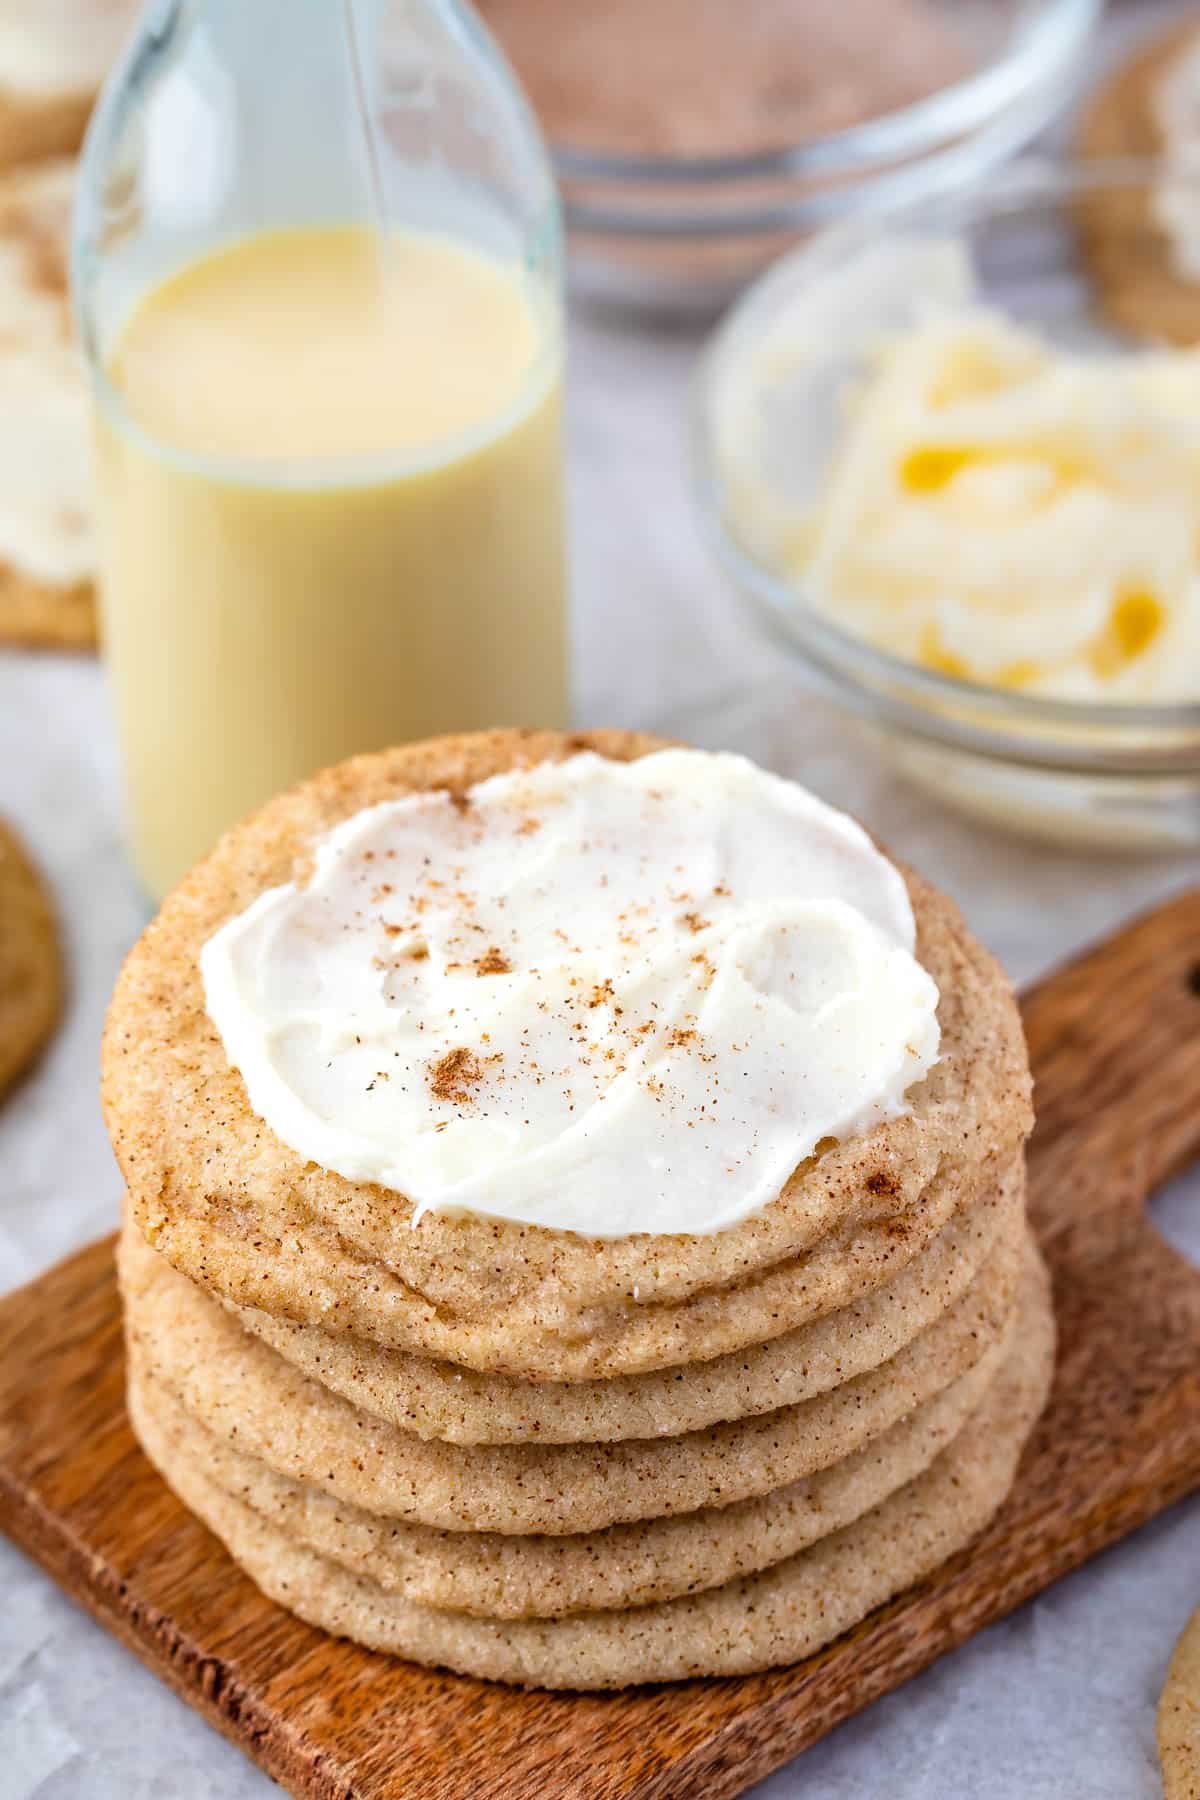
[74, 0, 562, 363]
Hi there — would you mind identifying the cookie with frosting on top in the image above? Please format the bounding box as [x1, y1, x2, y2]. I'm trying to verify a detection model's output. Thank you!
[0, 157, 97, 650]
[0, 1, 138, 173]
[103, 728, 1033, 1381]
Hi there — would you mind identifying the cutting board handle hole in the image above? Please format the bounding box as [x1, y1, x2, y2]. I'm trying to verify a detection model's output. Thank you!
[1186, 962, 1200, 998]
[1149, 1172, 1200, 1270]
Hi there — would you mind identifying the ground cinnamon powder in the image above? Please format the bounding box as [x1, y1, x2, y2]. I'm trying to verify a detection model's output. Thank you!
[428, 1047, 486, 1105]
[478, 0, 975, 160]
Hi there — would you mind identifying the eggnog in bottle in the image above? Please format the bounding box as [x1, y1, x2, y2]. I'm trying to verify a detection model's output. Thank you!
[75, 0, 567, 899]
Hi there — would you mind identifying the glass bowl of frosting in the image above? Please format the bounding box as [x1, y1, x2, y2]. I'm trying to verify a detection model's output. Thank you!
[695, 156, 1200, 851]
[475, 0, 1100, 313]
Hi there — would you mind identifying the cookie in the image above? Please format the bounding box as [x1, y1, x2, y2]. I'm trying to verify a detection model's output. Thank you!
[129, 1244, 1054, 1687]
[222, 1167, 1025, 1445]
[0, 90, 91, 173]
[121, 1211, 1019, 1537]
[123, 1140, 1003, 1382]
[1076, 18, 1200, 345]
[129, 1300, 1011, 1620]
[0, 157, 97, 650]
[0, 2, 139, 173]
[1160, 1604, 1200, 1800]
[0, 565, 95, 648]
[0, 817, 62, 1097]
[104, 729, 1032, 1380]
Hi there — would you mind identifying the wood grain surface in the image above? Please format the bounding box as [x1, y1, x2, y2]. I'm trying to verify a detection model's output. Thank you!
[1, 891, 1199, 1800]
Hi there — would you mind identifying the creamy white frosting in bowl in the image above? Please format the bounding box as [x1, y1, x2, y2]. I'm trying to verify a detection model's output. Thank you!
[201, 749, 940, 1239]
[695, 163, 1200, 850]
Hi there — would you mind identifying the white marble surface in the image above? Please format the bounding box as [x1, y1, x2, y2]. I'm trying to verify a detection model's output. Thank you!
[3, 4, 1200, 1796]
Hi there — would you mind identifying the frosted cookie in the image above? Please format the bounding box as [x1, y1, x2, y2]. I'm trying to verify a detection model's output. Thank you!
[1160, 1604, 1200, 1800]
[1076, 18, 1200, 345]
[0, 158, 96, 649]
[0, 1, 138, 172]
[129, 1297, 1012, 1620]
[111, 726, 1047, 1687]
[121, 1212, 1019, 1538]
[0, 818, 62, 1097]
[220, 1168, 1025, 1445]
[129, 1246, 1054, 1687]
[104, 729, 1032, 1380]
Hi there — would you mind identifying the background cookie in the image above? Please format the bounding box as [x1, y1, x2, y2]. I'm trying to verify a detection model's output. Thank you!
[1076, 17, 1200, 345]
[0, 566, 95, 648]
[1160, 1604, 1200, 1800]
[0, 1, 139, 173]
[0, 818, 62, 1097]
[0, 157, 97, 650]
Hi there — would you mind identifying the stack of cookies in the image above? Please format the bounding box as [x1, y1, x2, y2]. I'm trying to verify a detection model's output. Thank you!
[105, 729, 1054, 1689]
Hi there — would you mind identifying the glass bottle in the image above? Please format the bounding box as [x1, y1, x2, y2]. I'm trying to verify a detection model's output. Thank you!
[74, 0, 568, 901]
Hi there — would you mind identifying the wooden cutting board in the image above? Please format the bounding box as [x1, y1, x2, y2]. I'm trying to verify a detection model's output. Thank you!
[1, 892, 1199, 1800]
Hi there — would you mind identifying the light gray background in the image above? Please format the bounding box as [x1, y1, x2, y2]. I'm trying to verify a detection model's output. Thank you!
[2, 2, 1199, 1795]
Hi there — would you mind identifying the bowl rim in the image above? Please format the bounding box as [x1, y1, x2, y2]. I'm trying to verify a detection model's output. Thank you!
[547, 0, 1101, 185]
[693, 153, 1200, 764]
[559, 92, 1074, 242]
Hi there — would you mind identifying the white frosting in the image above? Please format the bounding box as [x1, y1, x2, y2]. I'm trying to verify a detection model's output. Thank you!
[0, 0, 138, 100]
[201, 750, 940, 1239]
[0, 161, 95, 587]
[728, 281, 1200, 702]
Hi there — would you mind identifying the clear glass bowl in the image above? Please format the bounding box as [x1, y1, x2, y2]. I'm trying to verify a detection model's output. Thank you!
[694, 158, 1200, 852]
[523, 0, 1100, 314]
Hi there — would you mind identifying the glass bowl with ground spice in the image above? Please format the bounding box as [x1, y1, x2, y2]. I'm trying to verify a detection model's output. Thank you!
[475, 0, 1099, 312]
[694, 158, 1200, 851]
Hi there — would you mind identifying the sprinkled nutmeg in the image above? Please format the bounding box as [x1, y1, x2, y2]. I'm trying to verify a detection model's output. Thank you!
[429, 1047, 486, 1104]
